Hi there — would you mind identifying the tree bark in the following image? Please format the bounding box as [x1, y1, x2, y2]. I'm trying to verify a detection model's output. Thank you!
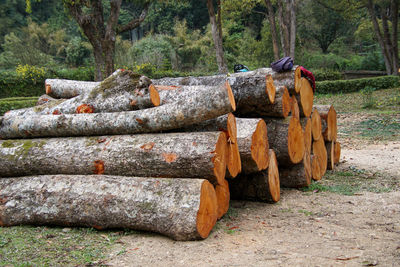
[289, 0, 296, 60]
[277, 0, 290, 57]
[0, 82, 235, 139]
[265, 0, 281, 60]
[206, 0, 228, 74]
[279, 151, 311, 188]
[313, 105, 337, 142]
[228, 149, 280, 203]
[264, 116, 305, 166]
[254, 66, 302, 94]
[6, 71, 159, 117]
[0, 175, 218, 241]
[45, 79, 99, 99]
[0, 132, 228, 186]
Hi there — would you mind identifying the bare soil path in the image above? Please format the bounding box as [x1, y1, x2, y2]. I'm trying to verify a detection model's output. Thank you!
[106, 112, 400, 267]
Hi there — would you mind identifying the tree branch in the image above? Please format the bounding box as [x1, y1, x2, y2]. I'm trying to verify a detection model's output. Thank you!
[117, 2, 150, 34]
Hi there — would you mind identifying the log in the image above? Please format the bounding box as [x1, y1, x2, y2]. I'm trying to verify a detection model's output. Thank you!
[7, 70, 160, 117]
[279, 151, 312, 188]
[290, 95, 300, 120]
[0, 132, 228, 186]
[215, 179, 230, 219]
[0, 175, 218, 241]
[253, 66, 303, 94]
[302, 118, 312, 154]
[264, 116, 305, 166]
[312, 137, 328, 177]
[313, 105, 337, 142]
[228, 149, 280, 203]
[45, 79, 99, 98]
[0, 82, 235, 139]
[311, 108, 322, 141]
[296, 77, 314, 117]
[311, 154, 322, 181]
[326, 141, 335, 170]
[334, 141, 341, 164]
[36, 94, 58, 106]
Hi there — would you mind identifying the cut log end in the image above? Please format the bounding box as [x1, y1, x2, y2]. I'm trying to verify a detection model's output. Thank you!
[303, 152, 312, 186]
[266, 75, 276, 104]
[227, 141, 241, 178]
[225, 81, 236, 111]
[281, 86, 291, 118]
[45, 84, 51, 95]
[268, 149, 280, 202]
[313, 138, 328, 177]
[251, 120, 270, 171]
[215, 179, 230, 219]
[311, 154, 322, 181]
[212, 132, 228, 185]
[326, 141, 335, 170]
[288, 117, 305, 164]
[291, 95, 300, 120]
[196, 180, 218, 239]
[299, 78, 314, 117]
[149, 84, 161, 107]
[294, 66, 302, 93]
[311, 108, 322, 141]
[303, 118, 312, 154]
[227, 113, 237, 143]
[334, 142, 341, 164]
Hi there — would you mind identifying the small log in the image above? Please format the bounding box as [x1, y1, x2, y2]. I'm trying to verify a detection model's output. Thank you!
[9, 71, 160, 117]
[302, 118, 312, 154]
[334, 141, 341, 164]
[0, 132, 228, 186]
[279, 151, 312, 188]
[311, 154, 322, 181]
[45, 79, 99, 98]
[0, 82, 235, 139]
[228, 149, 280, 203]
[215, 179, 230, 219]
[295, 78, 314, 117]
[312, 137, 328, 177]
[311, 108, 322, 141]
[326, 141, 335, 170]
[314, 105, 337, 142]
[264, 116, 305, 166]
[0, 175, 218, 241]
[253, 66, 302, 94]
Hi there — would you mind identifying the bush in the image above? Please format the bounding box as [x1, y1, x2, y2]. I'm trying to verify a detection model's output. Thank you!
[0, 97, 37, 115]
[316, 75, 400, 94]
[312, 69, 344, 81]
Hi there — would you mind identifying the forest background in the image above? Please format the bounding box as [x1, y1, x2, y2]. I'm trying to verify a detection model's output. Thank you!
[0, 0, 398, 98]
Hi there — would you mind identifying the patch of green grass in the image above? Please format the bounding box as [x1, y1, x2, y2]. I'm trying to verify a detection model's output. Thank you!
[0, 226, 126, 266]
[298, 209, 314, 216]
[0, 97, 37, 115]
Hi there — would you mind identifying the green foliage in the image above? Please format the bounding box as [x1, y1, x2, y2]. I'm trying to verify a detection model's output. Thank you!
[316, 76, 400, 94]
[360, 86, 377, 108]
[65, 37, 92, 67]
[0, 97, 37, 115]
[312, 69, 344, 81]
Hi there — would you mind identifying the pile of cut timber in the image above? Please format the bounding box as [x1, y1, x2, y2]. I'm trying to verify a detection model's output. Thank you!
[0, 66, 340, 240]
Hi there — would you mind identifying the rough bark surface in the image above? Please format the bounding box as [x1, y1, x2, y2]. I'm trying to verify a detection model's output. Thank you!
[253, 66, 302, 94]
[45, 79, 99, 99]
[0, 175, 218, 241]
[279, 152, 312, 188]
[7, 71, 158, 117]
[228, 149, 280, 203]
[264, 116, 305, 166]
[0, 82, 235, 139]
[0, 132, 228, 186]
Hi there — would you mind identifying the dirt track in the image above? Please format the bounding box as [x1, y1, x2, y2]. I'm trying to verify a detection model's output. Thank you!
[106, 113, 400, 267]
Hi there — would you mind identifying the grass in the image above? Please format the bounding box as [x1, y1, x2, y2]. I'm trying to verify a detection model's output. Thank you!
[0, 97, 38, 115]
[0, 226, 133, 266]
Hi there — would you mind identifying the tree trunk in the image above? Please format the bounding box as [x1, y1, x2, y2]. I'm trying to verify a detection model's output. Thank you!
[215, 179, 230, 219]
[6, 71, 159, 117]
[390, 0, 399, 75]
[0, 175, 218, 241]
[264, 116, 305, 166]
[0, 132, 228, 186]
[313, 105, 337, 142]
[289, 0, 296, 60]
[254, 66, 303, 94]
[206, 0, 228, 74]
[0, 82, 235, 139]
[279, 151, 311, 188]
[277, 0, 290, 56]
[265, 0, 280, 60]
[45, 79, 99, 99]
[228, 149, 280, 203]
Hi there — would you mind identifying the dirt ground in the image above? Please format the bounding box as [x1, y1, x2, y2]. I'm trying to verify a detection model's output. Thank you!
[106, 113, 400, 267]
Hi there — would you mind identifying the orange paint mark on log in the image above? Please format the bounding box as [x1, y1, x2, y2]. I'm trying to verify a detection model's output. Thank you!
[130, 99, 137, 106]
[76, 104, 94, 114]
[136, 118, 144, 124]
[94, 160, 105, 174]
[119, 69, 125, 72]
[192, 141, 197, 146]
[140, 142, 155, 151]
[42, 98, 49, 102]
[162, 153, 178, 163]
[52, 110, 61, 115]
[0, 196, 7, 204]
[97, 138, 107, 143]
[103, 194, 114, 204]
[92, 225, 104, 230]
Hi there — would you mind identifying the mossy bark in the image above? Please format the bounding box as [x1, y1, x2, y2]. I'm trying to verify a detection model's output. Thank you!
[0, 175, 218, 241]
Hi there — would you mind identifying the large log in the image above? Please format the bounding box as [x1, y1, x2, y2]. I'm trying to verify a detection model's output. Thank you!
[264, 116, 305, 166]
[0, 82, 235, 139]
[6, 70, 160, 117]
[0, 175, 218, 241]
[45, 79, 99, 98]
[228, 149, 280, 203]
[313, 105, 337, 142]
[253, 66, 302, 94]
[0, 132, 228, 186]
[279, 151, 312, 188]
[295, 77, 314, 117]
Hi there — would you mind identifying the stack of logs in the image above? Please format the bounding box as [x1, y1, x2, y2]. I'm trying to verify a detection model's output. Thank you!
[0, 66, 340, 241]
